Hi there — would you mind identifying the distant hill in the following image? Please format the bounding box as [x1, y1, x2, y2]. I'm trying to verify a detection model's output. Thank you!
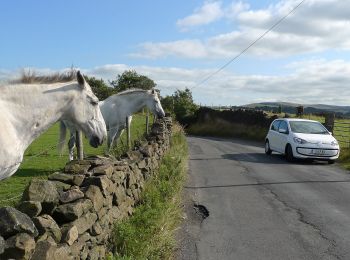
[243, 102, 350, 117]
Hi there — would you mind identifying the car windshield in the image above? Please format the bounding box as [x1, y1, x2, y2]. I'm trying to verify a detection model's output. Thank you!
[289, 121, 329, 134]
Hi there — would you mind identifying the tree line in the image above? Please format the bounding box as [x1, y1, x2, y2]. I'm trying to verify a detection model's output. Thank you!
[87, 70, 198, 124]
[86, 70, 156, 100]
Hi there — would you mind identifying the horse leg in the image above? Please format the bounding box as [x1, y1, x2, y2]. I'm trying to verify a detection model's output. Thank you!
[68, 133, 76, 161]
[113, 129, 124, 148]
[107, 126, 119, 149]
[108, 128, 123, 152]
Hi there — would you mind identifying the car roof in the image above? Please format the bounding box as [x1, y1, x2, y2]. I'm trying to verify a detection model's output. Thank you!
[273, 118, 320, 123]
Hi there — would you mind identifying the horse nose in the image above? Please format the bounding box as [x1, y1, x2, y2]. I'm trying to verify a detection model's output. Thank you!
[89, 135, 102, 148]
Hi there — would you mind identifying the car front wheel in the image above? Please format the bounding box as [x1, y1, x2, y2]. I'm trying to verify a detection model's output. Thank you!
[285, 144, 295, 162]
[265, 140, 272, 155]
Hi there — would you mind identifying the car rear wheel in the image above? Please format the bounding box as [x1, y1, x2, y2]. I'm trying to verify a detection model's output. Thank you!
[265, 140, 272, 155]
[285, 144, 295, 162]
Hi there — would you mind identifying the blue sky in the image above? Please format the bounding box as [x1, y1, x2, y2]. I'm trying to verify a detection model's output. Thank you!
[1, 0, 350, 106]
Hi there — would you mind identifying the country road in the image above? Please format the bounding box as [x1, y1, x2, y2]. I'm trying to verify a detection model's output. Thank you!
[177, 136, 350, 260]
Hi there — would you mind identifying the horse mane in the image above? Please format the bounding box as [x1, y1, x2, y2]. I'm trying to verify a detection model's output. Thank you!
[12, 69, 77, 84]
[116, 88, 149, 96]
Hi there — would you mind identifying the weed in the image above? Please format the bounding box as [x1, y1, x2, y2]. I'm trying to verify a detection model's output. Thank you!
[111, 125, 187, 260]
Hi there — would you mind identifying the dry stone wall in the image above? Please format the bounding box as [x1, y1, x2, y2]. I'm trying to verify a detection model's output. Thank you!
[0, 117, 172, 260]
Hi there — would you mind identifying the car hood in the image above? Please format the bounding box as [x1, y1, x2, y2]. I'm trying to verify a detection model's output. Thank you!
[293, 133, 337, 144]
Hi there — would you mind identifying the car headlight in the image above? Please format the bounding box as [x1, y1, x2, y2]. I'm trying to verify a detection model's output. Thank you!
[293, 137, 308, 144]
[331, 140, 338, 146]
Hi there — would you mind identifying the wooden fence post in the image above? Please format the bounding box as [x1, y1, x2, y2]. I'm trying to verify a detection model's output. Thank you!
[126, 116, 131, 149]
[325, 113, 335, 133]
[76, 131, 84, 160]
[296, 106, 304, 118]
[146, 111, 149, 135]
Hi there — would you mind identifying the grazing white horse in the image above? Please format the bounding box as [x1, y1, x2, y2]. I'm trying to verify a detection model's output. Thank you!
[0, 71, 107, 180]
[61, 88, 165, 160]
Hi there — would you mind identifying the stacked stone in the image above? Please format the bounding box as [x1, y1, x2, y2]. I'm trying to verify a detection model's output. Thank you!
[0, 117, 172, 260]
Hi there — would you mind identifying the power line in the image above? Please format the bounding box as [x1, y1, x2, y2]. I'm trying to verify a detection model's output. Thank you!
[191, 0, 306, 90]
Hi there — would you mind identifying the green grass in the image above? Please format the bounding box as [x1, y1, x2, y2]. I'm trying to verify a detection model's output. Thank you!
[0, 113, 153, 207]
[110, 124, 187, 260]
[338, 148, 350, 170]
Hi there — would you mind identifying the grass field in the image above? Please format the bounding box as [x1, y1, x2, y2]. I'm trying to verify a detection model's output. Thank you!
[0, 113, 153, 207]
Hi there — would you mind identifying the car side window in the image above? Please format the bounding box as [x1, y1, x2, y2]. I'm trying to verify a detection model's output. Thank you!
[271, 120, 281, 131]
[278, 121, 289, 133]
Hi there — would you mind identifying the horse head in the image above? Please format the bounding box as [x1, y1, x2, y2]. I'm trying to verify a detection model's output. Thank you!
[146, 89, 165, 118]
[65, 71, 107, 148]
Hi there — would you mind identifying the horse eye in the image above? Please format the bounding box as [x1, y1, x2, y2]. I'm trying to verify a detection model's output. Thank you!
[91, 100, 98, 106]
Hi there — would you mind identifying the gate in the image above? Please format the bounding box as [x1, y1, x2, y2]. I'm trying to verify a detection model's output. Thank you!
[333, 120, 350, 148]
[323, 114, 350, 148]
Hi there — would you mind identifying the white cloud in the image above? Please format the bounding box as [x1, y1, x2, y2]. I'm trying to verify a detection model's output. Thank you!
[131, 40, 208, 59]
[133, 0, 350, 59]
[0, 69, 16, 83]
[176, 1, 224, 31]
[84, 59, 350, 106]
[225, 1, 250, 20]
[2, 59, 350, 106]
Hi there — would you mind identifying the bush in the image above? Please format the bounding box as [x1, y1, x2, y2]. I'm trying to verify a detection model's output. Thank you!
[161, 88, 198, 126]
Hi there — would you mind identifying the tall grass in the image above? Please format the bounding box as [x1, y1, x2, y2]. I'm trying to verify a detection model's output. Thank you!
[110, 124, 187, 260]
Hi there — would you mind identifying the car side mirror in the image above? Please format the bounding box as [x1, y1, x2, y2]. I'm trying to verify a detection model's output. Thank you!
[279, 128, 288, 134]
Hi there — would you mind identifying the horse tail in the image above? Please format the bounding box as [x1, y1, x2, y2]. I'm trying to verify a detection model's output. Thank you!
[58, 121, 67, 155]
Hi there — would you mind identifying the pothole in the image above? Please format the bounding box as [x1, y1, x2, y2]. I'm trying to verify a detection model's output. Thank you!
[193, 204, 209, 220]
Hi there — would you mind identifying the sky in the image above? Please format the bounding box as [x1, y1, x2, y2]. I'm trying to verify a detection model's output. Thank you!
[1, 0, 350, 106]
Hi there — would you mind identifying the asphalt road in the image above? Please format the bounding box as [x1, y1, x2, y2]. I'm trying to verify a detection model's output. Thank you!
[177, 136, 350, 260]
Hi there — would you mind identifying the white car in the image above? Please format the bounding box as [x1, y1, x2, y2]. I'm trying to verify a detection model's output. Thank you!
[265, 118, 340, 163]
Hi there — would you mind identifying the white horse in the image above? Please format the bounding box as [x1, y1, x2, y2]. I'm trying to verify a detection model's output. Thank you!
[0, 71, 107, 180]
[61, 88, 165, 160]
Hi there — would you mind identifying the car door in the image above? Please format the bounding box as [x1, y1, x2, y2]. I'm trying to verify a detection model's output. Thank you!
[276, 120, 289, 153]
[268, 120, 281, 150]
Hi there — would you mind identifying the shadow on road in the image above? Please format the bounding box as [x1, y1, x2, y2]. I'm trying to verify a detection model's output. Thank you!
[188, 135, 264, 148]
[221, 153, 330, 165]
[184, 179, 350, 190]
[190, 153, 329, 165]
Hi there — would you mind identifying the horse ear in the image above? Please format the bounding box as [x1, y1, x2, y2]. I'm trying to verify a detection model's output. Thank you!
[151, 89, 155, 94]
[77, 71, 85, 88]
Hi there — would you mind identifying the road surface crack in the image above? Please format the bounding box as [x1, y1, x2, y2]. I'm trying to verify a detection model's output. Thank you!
[267, 188, 340, 260]
[231, 157, 341, 259]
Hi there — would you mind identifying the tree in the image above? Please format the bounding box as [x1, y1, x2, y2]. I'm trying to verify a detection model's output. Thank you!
[161, 88, 198, 124]
[109, 70, 156, 92]
[85, 76, 115, 100]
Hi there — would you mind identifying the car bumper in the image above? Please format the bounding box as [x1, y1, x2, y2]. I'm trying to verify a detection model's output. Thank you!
[294, 146, 339, 160]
